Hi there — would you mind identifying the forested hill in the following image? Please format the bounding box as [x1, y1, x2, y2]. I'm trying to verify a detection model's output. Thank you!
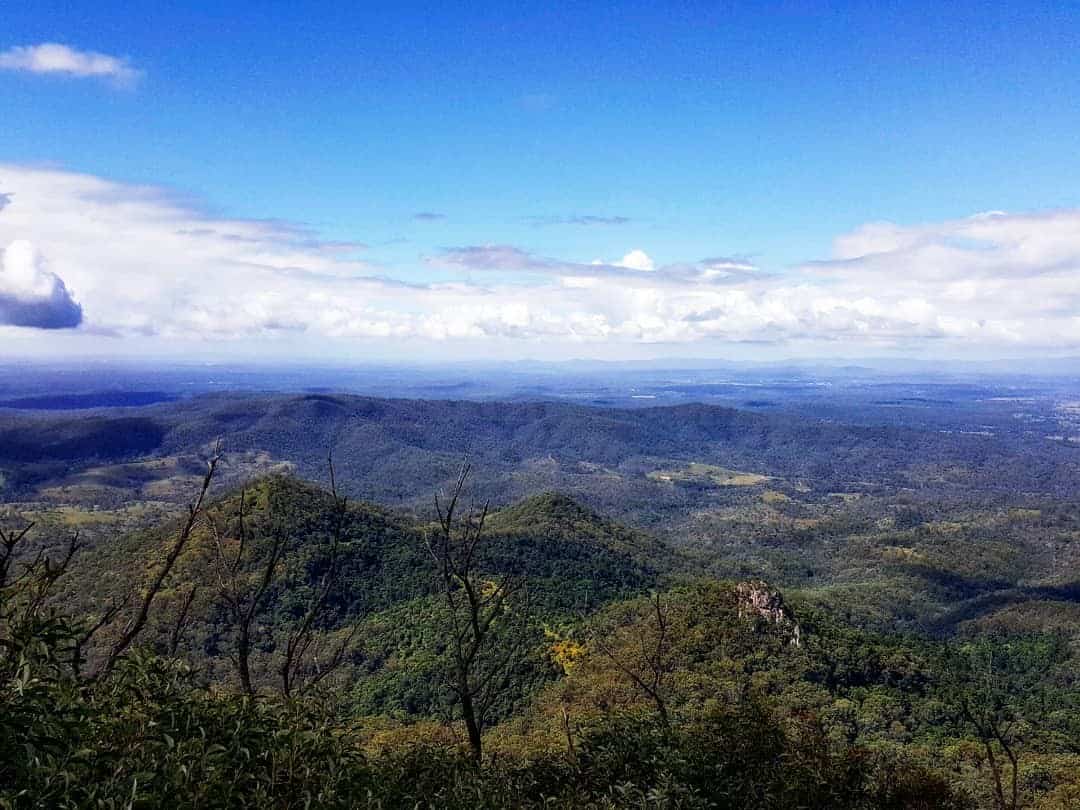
[70, 475, 681, 694]
[3, 393, 1078, 506]
[5, 394, 1079, 650]
[6, 467, 1079, 807]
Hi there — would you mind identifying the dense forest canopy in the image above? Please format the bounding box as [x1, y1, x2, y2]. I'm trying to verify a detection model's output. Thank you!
[1, 393, 1078, 807]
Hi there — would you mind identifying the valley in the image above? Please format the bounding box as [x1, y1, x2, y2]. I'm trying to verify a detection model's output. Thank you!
[2, 383, 1079, 808]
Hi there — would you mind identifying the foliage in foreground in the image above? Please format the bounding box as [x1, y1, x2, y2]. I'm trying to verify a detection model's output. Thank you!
[3, 642, 970, 809]
[3, 476, 1078, 809]
[0, 542, 966, 808]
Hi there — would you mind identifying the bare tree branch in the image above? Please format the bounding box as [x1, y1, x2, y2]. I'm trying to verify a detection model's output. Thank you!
[593, 591, 672, 729]
[99, 446, 221, 679]
[280, 451, 352, 698]
[427, 462, 528, 764]
[0, 522, 35, 589]
[168, 583, 199, 658]
[73, 591, 131, 677]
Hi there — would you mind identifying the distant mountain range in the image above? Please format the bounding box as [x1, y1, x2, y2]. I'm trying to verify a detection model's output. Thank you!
[3, 393, 1078, 506]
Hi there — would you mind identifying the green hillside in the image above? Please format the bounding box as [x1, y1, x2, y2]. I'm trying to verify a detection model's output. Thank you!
[2, 395, 1079, 807]
[3, 465, 1078, 807]
[64, 476, 671, 705]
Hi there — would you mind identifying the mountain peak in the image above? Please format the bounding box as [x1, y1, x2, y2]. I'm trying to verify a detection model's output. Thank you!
[486, 491, 606, 534]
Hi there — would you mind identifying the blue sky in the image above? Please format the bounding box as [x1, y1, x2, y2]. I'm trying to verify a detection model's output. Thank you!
[2, 2, 1080, 360]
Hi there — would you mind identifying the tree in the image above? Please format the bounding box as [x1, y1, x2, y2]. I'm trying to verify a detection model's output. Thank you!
[278, 455, 357, 698]
[99, 448, 221, 678]
[592, 591, 674, 730]
[427, 462, 529, 764]
[210, 454, 357, 697]
[0, 520, 81, 674]
[940, 636, 1053, 810]
[211, 486, 285, 695]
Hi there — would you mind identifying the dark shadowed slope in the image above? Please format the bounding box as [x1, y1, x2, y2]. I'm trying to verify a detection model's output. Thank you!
[4, 394, 1078, 507]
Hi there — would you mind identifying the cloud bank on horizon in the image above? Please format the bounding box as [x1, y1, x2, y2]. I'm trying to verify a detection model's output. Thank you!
[1, 163, 1079, 357]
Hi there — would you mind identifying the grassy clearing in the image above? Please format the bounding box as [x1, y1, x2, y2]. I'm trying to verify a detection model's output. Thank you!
[761, 490, 791, 504]
[648, 462, 771, 487]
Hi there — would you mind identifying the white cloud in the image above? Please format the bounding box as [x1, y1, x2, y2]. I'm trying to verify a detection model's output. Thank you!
[0, 239, 82, 328]
[797, 209, 1080, 346]
[614, 249, 655, 272]
[0, 164, 383, 339]
[0, 43, 140, 85]
[589, 249, 655, 272]
[3, 163, 1080, 356]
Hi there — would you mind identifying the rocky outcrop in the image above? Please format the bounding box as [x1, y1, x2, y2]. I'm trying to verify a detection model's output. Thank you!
[736, 580, 801, 647]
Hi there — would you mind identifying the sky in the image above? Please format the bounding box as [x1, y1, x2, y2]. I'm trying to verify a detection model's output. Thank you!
[2, 1, 1080, 362]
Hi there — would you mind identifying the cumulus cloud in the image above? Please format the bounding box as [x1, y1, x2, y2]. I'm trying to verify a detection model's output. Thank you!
[0, 43, 140, 85]
[0, 240, 82, 328]
[3, 162, 1080, 354]
[795, 210, 1080, 346]
[611, 249, 655, 272]
[0, 164, 390, 339]
[427, 213, 1080, 348]
[435, 245, 748, 287]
